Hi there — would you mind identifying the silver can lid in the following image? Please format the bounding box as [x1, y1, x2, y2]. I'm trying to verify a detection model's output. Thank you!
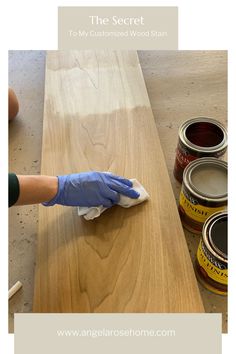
[183, 157, 227, 201]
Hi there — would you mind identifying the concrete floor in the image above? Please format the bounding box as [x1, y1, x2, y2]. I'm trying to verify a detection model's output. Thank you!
[9, 50, 227, 332]
[9, 51, 46, 332]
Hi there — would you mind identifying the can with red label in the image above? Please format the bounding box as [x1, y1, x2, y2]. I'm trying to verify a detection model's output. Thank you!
[174, 117, 227, 183]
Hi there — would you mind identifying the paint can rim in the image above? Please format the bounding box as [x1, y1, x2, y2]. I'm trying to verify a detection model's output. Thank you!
[202, 211, 228, 262]
[179, 117, 227, 153]
[183, 157, 228, 202]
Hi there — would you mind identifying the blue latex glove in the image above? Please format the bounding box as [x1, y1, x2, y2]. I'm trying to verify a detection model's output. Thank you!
[43, 172, 140, 207]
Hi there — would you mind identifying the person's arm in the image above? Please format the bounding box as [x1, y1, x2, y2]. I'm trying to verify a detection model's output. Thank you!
[9, 172, 140, 207]
[15, 175, 58, 205]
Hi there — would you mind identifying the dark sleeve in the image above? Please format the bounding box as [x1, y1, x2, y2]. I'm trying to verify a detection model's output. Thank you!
[9, 173, 20, 207]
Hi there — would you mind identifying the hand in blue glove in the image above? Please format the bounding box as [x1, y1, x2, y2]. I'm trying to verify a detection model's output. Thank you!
[43, 172, 140, 207]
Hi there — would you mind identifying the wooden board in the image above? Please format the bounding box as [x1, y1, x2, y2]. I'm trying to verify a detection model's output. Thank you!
[33, 50, 204, 312]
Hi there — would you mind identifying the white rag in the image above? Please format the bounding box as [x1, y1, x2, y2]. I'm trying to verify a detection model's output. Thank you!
[78, 179, 149, 220]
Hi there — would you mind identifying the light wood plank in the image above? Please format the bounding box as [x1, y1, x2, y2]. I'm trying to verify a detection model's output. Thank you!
[33, 50, 204, 312]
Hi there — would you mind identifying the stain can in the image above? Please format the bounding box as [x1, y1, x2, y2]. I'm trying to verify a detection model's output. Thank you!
[174, 117, 227, 183]
[195, 211, 228, 295]
[178, 157, 227, 234]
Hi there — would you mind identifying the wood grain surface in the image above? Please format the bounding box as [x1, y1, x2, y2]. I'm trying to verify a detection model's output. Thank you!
[33, 51, 204, 312]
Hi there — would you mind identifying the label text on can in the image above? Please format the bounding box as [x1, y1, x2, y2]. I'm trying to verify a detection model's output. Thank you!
[179, 190, 225, 223]
[197, 240, 227, 285]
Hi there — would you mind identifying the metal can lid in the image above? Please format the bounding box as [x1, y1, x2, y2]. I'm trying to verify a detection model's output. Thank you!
[209, 214, 227, 259]
[179, 117, 227, 154]
[183, 157, 227, 201]
[203, 211, 228, 261]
